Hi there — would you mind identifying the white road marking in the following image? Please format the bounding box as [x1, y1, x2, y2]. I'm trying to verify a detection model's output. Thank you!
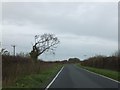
[81, 68, 120, 84]
[45, 66, 64, 90]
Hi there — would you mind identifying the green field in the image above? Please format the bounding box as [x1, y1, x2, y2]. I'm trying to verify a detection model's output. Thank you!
[78, 65, 120, 82]
[3, 64, 63, 89]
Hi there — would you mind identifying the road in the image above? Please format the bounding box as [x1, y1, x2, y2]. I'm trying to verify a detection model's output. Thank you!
[48, 64, 119, 88]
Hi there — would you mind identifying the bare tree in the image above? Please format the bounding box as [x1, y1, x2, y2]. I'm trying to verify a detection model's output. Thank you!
[30, 33, 60, 60]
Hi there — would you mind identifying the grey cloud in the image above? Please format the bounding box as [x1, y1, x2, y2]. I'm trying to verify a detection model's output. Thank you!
[2, 2, 117, 41]
[2, 2, 118, 60]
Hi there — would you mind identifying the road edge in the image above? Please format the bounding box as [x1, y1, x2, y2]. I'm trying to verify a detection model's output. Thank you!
[45, 66, 64, 90]
[80, 67, 120, 84]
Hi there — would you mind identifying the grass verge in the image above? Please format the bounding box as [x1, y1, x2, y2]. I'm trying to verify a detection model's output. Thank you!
[78, 65, 120, 82]
[2, 64, 63, 89]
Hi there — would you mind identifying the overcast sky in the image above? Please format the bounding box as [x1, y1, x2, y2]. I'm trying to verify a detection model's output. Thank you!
[2, 2, 118, 61]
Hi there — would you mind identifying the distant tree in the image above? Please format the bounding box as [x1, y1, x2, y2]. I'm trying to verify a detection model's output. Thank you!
[30, 33, 60, 60]
[112, 50, 120, 57]
[61, 60, 68, 64]
[68, 58, 80, 63]
[16, 52, 30, 58]
[0, 48, 10, 55]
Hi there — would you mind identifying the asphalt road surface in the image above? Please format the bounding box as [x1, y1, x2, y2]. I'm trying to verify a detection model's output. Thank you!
[49, 64, 119, 88]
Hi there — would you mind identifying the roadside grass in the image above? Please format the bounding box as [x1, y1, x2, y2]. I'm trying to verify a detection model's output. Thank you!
[2, 64, 63, 89]
[77, 64, 120, 82]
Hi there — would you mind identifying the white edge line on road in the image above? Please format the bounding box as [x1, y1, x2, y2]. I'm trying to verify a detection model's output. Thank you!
[82, 68, 120, 84]
[45, 66, 64, 90]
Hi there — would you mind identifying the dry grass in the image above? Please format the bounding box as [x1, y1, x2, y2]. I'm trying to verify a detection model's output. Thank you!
[2, 55, 61, 87]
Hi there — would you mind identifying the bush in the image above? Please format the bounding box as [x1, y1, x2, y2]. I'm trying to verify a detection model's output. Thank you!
[81, 55, 119, 71]
[2, 55, 58, 87]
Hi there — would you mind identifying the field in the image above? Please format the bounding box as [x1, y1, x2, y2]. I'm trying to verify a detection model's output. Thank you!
[79, 55, 120, 82]
[2, 55, 63, 89]
[79, 65, 120, 81]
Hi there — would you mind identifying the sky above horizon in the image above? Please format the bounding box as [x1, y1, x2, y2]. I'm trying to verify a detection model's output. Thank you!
[2, 2, 118, 61]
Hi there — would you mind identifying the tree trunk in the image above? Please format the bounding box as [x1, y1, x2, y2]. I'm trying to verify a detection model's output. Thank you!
[29, 51, 38, 60]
